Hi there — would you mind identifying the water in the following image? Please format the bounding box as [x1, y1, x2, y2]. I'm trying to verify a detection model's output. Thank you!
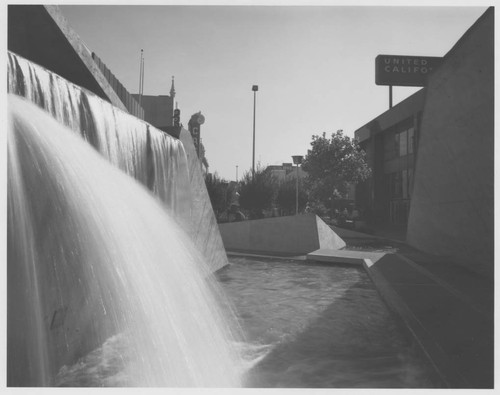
[8, 95, 244, 386]
[7, 50, 439, 388]
[218, 257, 443, 388]
[7, 51, 191, 224]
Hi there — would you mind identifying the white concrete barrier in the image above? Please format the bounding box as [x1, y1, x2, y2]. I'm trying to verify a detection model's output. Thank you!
[219, 213, 346, 256]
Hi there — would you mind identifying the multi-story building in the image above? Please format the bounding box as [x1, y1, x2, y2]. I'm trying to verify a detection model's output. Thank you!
[354, 89, 425, 226]
[353, 7, 493, 276]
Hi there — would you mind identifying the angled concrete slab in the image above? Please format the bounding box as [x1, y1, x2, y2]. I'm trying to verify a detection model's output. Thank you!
[363, 253, 493, 388]
[306, 248, 386, 265]
[219, 213, 345, 256]
[178, 128, 229, 272]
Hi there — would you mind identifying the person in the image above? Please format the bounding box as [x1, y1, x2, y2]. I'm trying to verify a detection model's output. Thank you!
[229, 204, 246, 222]
[352, 207, 359, 220]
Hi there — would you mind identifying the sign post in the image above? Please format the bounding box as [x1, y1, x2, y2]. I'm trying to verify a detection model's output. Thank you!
[375, 55, 442, 109]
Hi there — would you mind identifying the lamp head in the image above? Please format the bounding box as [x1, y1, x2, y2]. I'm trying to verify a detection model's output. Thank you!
[292, 155, 304, 165]
[252, 85, 259, 91]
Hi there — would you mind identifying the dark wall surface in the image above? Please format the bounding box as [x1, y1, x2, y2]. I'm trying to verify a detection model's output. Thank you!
[407, 8, 494, 275]
[8, 5, 127, 112]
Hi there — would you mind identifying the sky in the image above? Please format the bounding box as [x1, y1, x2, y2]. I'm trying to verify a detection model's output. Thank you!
[59, 3, 488, 181]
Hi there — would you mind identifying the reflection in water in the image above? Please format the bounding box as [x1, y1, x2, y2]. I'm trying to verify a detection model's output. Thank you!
[218, 257, 444, 388]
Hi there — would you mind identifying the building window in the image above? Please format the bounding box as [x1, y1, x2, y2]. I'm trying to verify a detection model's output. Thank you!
[399, 130, 408, 156]
[408, 168, 414, 197]
[408, 127, 415, 154]
[389, 170, 414, 199]
[394, 132, 400, 156]
[394, 126, 415, 157]
[389, 172, 403, 199]
[402, 170, 408, 199]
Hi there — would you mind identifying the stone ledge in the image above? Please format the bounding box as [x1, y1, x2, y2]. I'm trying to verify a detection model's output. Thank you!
[306, 248, 385, 265]
[363, 253, 493, 388]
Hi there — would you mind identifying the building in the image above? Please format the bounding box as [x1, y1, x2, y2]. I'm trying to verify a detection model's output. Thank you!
[266, 163, 307, 183]
[355, 89, 425, 226]
[354, 7, 493, 276]
[132, 77, 176, 132]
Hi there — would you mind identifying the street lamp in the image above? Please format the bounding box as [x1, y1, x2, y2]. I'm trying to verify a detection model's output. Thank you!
[292, 155, 304, 215]
[252, 85, 258, 179]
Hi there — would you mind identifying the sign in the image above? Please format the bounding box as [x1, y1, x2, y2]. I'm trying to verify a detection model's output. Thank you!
[375, 55, 442, 87]
[190, 126, 200, 156]
[173, 108, 180, 127]
[188, 112, 204, 158]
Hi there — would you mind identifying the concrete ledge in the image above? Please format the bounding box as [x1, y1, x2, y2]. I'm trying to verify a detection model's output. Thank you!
[219, 214, 346, 256]
[8, 5, 127, 111]
[306, 248, 385, 265]
[225, 251, 306, 262]
[363, 253, 493, 388]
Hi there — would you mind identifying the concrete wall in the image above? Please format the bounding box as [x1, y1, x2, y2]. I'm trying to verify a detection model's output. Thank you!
[7, 4, 226, 273]
[8, 5, 127, 112]
[179, 129, 229, 271]
[406, 8, 494, 276]
[219, 213, 346, 256]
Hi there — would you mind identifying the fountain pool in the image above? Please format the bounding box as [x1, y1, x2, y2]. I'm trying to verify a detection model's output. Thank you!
[218, 256, 444, 388]
[8, 51, 442, 389]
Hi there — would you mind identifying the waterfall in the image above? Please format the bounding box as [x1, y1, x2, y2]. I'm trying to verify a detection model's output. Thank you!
[7, 51, 191, 222]
[8, 94, 244, 386]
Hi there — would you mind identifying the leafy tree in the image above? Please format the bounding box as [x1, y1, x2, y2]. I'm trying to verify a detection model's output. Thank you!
[301, 130, 371, 210]
[238, 166, 278, 219]
[276, 178, 308, 215]
[204, 172, 233, 220]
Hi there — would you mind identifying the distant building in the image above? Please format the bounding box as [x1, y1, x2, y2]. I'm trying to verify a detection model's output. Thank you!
[91, 53, 177, 133]
[266, 163, 307, 183]
[132, 77, 176, 132]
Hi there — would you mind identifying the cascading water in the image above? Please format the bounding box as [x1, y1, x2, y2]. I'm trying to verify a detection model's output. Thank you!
[7, 49, 245, 386]
[7, 51, 191, 224]
[8, 94, 244, 386]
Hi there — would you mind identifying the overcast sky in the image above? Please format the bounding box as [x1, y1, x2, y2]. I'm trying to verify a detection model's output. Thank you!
[60, 3, 487, 181]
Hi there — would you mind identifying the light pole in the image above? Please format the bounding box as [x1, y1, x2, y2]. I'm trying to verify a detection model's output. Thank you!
[236, 165, 238, 182]
[252, 85, 258, 179]
[292, 155, 303, 215]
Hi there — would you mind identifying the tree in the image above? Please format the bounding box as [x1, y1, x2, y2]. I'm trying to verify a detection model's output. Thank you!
[276, 178, 308, 215]
[238, 166, 277, 219]
[301, 130, 371, 211]
[204, 172, 233, 221]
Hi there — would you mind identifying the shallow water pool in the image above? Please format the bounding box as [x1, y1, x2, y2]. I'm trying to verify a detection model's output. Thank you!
[217, 256, 443, 388]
